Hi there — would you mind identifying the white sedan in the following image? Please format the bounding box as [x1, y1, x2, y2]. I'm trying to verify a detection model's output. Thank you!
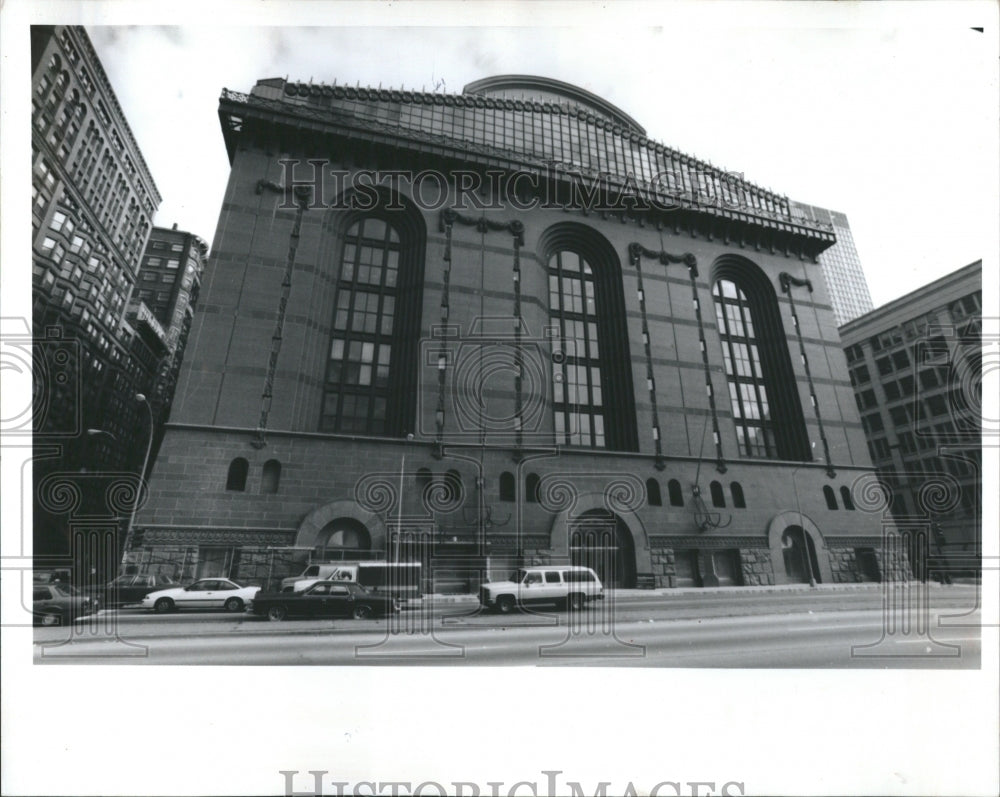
[141, 578, 259, 614]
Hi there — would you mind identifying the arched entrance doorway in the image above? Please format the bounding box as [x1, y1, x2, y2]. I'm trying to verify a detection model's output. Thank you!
[315, 518, 372, 561]
[569, 510, 636, 588]
[781, 525, 821, 584]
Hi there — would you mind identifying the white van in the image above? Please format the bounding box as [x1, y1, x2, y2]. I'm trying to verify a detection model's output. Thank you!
[281, 564, 357, 593]
[478, 565, 603, 613]
[280, 562, 421, 599]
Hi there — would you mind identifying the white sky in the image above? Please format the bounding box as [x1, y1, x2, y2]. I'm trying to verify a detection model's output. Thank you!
[77, 10, 998, 308]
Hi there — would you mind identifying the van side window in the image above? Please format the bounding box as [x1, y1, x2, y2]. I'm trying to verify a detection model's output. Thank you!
[544, 571, 561, 583]
[565, 570, 595, 583]
[525, 572, 543, 585]
[304, 566, 319, 577]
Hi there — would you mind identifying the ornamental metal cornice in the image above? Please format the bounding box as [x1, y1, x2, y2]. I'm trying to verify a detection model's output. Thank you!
[628, 242, 698, 275]
[440, 208, 525, 245]
[219, 88, 836, 251]
[779, 271, 814, 293]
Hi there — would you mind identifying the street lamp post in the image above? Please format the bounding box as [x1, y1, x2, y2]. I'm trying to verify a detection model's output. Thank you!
[122, 393, 154, 566]
[394, 433, 414, 564]
[790, 464, 817, 587]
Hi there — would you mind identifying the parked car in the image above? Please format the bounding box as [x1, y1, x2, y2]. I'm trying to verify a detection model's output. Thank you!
[141, 578, 259, 614]
[479, 566, 604, 613]
[87, 573, 179, 607]
[33, 583, 99, 626]
[33, 568, 72, 585]
[250, 580, 400, 621]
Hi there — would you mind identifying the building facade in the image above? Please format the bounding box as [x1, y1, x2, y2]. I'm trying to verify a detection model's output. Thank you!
[839, 261, 982, 578]
[789, 202, 873, 326]
[132, 225, 210, 464]
[133, 74, 898, 590]
[31, 25, 164, 570]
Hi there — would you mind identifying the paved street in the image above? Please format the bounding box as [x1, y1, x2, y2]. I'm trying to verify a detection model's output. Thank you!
[33, 584, 983, 667]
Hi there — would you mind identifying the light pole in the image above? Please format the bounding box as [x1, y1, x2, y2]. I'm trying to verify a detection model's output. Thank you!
[122, 393, 154, 566]
[85, 428, 119, 470]
[790, 463, 817, 587]
[394, 433, 414, 564]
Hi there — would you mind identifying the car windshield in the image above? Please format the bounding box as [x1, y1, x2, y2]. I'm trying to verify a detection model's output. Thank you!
[110, 576, 133, 586]
[52, 584, 78, 597]
[510, 569, 527, 583]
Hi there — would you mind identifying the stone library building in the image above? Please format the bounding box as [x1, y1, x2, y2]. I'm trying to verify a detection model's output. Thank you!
[132, 74, 900, 591]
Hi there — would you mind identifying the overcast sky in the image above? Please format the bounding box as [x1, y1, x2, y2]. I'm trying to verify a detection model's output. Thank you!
[81, 13, 997, 309]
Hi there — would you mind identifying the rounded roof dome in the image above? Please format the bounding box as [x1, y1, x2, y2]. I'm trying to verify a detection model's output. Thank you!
[462, 74, 645, 135]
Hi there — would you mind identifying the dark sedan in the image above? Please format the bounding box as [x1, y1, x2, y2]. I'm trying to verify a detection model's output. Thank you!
[33, 583, 99, 626]
[87, 573, 179, 607]
[250, 581, 400, 621]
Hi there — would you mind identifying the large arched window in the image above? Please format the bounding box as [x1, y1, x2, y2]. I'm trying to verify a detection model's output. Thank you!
[541, 223, 637, 452]
[321, 201, 425, 436]
[714, 279, 777, 458]
[711, 256, 810, 461]
[322, 217, 398, 434]
[549, 251, 604, 447]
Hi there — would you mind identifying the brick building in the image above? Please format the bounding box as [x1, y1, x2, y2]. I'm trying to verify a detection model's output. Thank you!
[840, 261, 982, 579]
[133, 74, 898, 590]
[31, 25, 161, 568]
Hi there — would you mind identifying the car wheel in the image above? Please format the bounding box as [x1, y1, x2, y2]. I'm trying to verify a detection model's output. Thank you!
[154, 598, 175, 614]
[267, 605, 288, 622]
[567, 593, 585, 611]
[496, 595, 515, 614]
[40, 611, 62, 627]
[352, 604, 373, 620]
[224, 597, 244, 613]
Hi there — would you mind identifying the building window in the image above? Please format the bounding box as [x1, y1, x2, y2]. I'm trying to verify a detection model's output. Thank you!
[711, 256, 810, 461]
[416, 467, 432, 499]
[714, 281, 772, 458]
[549, 250, 604, 447]
[730, 482, 746, 508]
[261, 459, 281, 494]
[646, 478, 662, 506]
[668, 479, 684, 507]
[226, 458, 249, 491]
[541, 223, 638, 452]
[710, 480, 725, 508]
[823, 485, 838, 510]
[320, 200, 425, 436]
[525, 472, 540, 503]
[322, 217, 400, 434]
[840, 485, 855, 510]
[499, 472, 515, 502]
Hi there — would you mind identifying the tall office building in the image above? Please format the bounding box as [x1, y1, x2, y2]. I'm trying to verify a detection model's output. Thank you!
[30, 25, 161, 569]
[790, 202, 873, 326]
[839, 261, 982, 578]
[131, 225, 210, 467]
[131, 74, 898, 590]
